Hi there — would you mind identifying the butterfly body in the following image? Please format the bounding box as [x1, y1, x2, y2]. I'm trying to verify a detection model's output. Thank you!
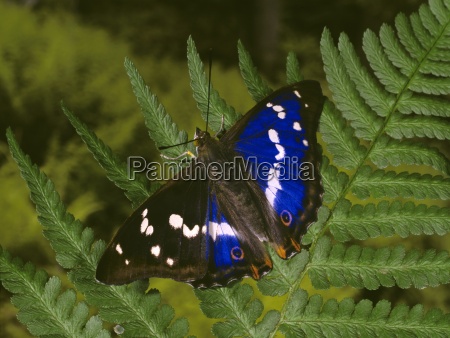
[96, 80, 325, 287]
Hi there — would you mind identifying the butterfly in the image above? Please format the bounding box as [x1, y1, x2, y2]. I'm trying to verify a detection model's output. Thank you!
[96, 80, 325, 288]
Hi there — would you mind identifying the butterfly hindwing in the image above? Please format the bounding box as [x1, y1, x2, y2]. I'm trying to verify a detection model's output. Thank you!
[192, 190, 272, 287]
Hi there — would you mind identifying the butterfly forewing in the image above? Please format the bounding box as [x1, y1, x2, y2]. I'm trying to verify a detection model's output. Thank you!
[221, 81, 325, 257]
[96, 169, 209, 285]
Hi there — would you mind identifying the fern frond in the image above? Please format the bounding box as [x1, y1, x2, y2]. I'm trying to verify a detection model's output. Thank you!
[394, 13, 425, 64]
[187, 36, 240, 131]
[5, 129, 189, 337]
[330, 199, 450, 241]
[286, 52, 304, 84]
[0, 247, 110, 338]
[397, 95, 450, 117]
[195, 283, 280, 338]
[419, 3, 444, 40]
[386, 114, 450, 140]
[337, 33, 396, 118]
[363, 30, 407, 94]
[62, 105, 154, 207]
[320, 157, 349, 204]
[6, 128, 96, 270]
[257, 250, 309, 296]
[352, 166, 450, 199]
[300, 206, 331, 246]
[369, 136, 449, 174]
[379, 24, 418, 77]
[319, 101, 366, 170]
[321, 29, 383, 139]
[280, 290, 450, 338]
[124, 58, 193, 159]
[309, 237, 450, 290]
[237, 40, 272, 101]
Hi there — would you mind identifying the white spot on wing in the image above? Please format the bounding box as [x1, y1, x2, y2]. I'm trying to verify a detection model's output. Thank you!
[305, 103, 309, 108]
[266, 102, 273, 107]
[166, 258, 174, 266]
[265, 168, 282, 206]
[209, 221, 219, 241]
[275, 144, 285, 160]
[293, 122, 302, 131]
[169, 214, 183, 229]
[151, 245, 160, 257]
[294, 90, 301, 98]
[142, 208, 148, 218]
[217, 222, 235, 237]
[115, 244, 123, 255]
[183, 224, 199, 238]
[278, 112, 286, 119]
[272, 105, 284, 112]
[268, 129, 280, 143]
[145, 225, 154, 236]
[125, 259, 130, 265]
[202, 225, 207, 234]
[303, 139, 309, 147]
[140, 218, 149, 233]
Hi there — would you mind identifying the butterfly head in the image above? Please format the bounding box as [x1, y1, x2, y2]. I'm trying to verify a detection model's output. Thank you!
[194, 127, 211, 147]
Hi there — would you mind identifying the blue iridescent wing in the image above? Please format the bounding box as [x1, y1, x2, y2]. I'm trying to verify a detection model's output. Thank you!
[192, 190, 272, 287]
[220, 80, 324, 257]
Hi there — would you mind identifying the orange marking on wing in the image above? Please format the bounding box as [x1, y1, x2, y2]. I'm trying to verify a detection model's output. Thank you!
[250, 265, 260, 279]
[276, 246, 287, 259]
[291, 238, 301, 251]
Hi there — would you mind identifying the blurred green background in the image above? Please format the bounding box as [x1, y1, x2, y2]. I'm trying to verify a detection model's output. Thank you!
[1, 0, 448, 337]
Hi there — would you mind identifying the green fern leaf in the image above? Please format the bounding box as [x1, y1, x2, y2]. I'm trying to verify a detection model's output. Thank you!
[386, 114, 450, 140]
[352, 166, 450, 199]
[5, 129, 189, 337]
[321, 29, 383, 139]
[187, 36, 240, 131]
[237, 40, 272, 101]
[380, 24, 417, 77]
[6, 128, 95, 269]
[330, 199, 450, 241]
[124, 57, 193, 159]
[280, 290, 450, 337]
[300, 206, 330, 246]
[394, 13, 425, 62]
[195, 283, 279, 338]
[319, 101, 366, 170]
[397, 95, 450, 117]
[320, 156, 349, 204]
[0, 247, 110, 338]
[419, 3, 444, 39]
[286, 51, 304, 84]
[369, 136, 449, 174]
[309, 237, 450, 290]
[61, 104, 154, 207]
[363, 30, 407, 94]
[257, 250, 309, 296]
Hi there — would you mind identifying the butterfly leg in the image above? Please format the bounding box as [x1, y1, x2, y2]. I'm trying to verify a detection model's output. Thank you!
[161, 151, 196, 161]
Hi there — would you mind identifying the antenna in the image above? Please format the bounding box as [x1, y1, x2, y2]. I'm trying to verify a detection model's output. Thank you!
[205, 48, 212, 133]
[158, 139, 196, 150]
